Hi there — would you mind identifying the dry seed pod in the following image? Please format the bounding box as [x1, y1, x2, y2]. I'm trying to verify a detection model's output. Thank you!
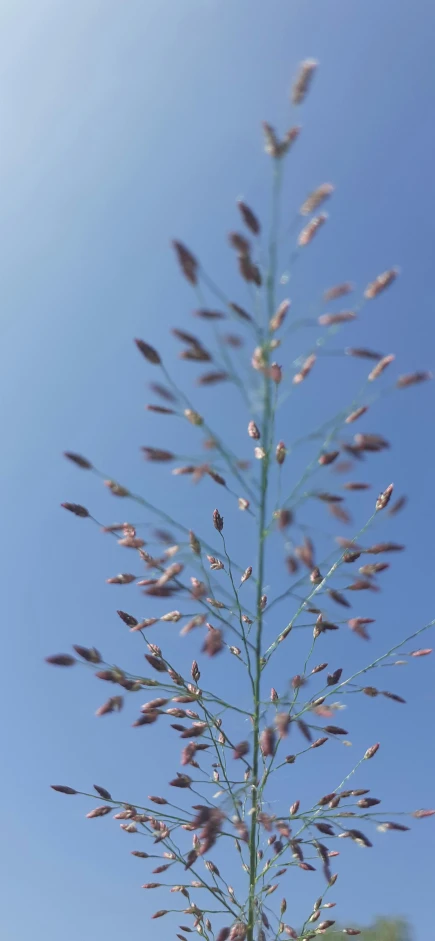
[237, 199, 260, 235]
[292, 58, 318, 105]
[345, 406, 368, 424]
[318, 311, 356, 326]
[293, 353, 316, 384]
[300, 183, 334, 216]
[376, 483, 394, 511]
[319, 450, 339, 466]
[276, 440, 287, 464]
[347, 347, 383, 361]
[213, 509, 224, 532]
[270, 299, 290, 332]
[64, 451, 93, 469]
[364, 267, 398, 299]
[298, 214, 327, 247]
[396, 371, 432, 388]
[172, 240, 198, 284]
[368, 354, 395, 381]
[135, 338, 162, 365]
[323, 282, 353, 301]
[364, 742, 380, 760]
[248, 421, 260, 439]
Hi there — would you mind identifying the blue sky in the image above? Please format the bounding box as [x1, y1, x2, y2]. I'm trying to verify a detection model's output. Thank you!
[1, 1, 434, 939]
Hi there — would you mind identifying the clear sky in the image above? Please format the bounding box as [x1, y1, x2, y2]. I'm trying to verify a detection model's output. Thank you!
[1, 1, 434, 939]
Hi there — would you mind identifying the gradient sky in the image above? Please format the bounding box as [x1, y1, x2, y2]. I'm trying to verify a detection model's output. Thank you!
[1, 1, 434, 939]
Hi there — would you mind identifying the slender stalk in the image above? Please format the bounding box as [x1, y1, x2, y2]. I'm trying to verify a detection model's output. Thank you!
[247, 161, 282, 941]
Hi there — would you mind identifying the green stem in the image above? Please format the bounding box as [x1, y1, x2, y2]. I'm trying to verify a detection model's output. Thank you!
[247, 161, 282, 941]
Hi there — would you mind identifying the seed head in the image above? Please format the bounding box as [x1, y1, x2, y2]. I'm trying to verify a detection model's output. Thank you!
[318, 310, 356, 326]
[46, 654, 76, 667]
[248, 420, 260, 439]
[368, 354, 395, 381]
[292, 59, 318, 105]
[64, 451, 92, 469]
[269, 362, 282, 383]
[323, 282, 353, 301]
[184, 408, 204, 425]
[61, 503, 89, 518]
[396, 371, 432, 389]
[270, 299, 290, 332]
[376, 483, 394, 511]
[135, 338, 162, 365]
[364, 742, 380, 760]
[364, 267, 398, 299]
[300, 183, 334, 216]
[293, 353, 316, 384]
[298, 214, 327, 247]
[172, 240, 198, 284]
[237, 199, 260, 235]
[213, 509, 224, 532]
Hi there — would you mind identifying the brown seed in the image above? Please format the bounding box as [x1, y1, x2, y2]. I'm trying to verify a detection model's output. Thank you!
[310, 567, 323, 584]
[223, 333, 243, 347]
[293, 353, 316, 384]
[359, 562, 389, 576]
[364, 267, 398, 299]
[260, 727, 276, 756]
[46, 654, 76, 667]
[368, 354, 395, 381]
[323, 282, 353, 301]
[345, 406, 368, 424]
[364, 742, 380, 760]
[142, 447, 174, 462]
[348, 618, 374, 640]
[298, 214, 327, 248]
[172, 241, 198, 284]
[213, 509, 224, 532]
[73, 645, 101, 663]
[343, 482, 370, 491]
[233, 741, 250, 759]
[145, 655, 167, 673]
[276, 440, 287, 465]
[135, 338, 161, 365]
[319, 450, 340, 466]
[328, 588, 351, 608]
[248, 421, 260, 439]
[180, 346, 211, 362]
[197, 371, 229, 386]
[194, 308, 226, 320]
[146, 404, 175, 415]
[86, 805, 112, 818]
[132, 712, 159, 727]
[318, 310, 356, 326]
[300, 183, 334, 216]
[95, 696, 123, 716]
[269, 362, 282, 383]
[376, 483, 394, 511]
[292, 59, 318, 105]
[270, 300, 290, 332]
[51, 785, 77, 795]
[237, 199, 260, 235]
[64, 451, 92, 469]
[229, 301, 252, 322]
[346, 347, 384, 361]
[396, 370, 432, 388]
[61, 502, 89, 518]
